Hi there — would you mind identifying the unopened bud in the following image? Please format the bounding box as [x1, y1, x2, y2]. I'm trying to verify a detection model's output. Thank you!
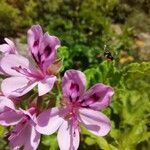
[47, 58, 63, 75]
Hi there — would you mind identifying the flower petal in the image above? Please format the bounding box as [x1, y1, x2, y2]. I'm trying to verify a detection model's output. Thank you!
[9, 123, 40, 150]
[9, 123, 30, 149]
[0, 67, 6, 75]
[39, 33, 60, 71]
[24, 126, 41, 150]
[0, 109, 22, 126]
[81, 84, 114, 110]
[27, 25, 43, 48]
[62, 69, 86, 102]
[27, 25, 43, 63]
[1, 54, 30, 76]
[19, 107, 37, 124]
[1, 76, 37, 97]
[57, 120, 80, 150]
[0, 96, 22, 126]
[0, 96, 15, 112]
[36, 107, 64, 135]
[38, 75, 56, 96]
[0, 44, 11, 53]
[5, 38, 17, 54]
[0, 38, 16, 54]
[79, 108, 111, 136]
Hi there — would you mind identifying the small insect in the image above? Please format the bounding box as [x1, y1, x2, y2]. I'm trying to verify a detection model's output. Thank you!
[103, 45, 113, 61]
[96, 45, 114, 61]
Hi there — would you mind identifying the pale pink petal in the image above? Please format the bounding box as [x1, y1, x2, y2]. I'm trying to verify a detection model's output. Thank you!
[5, 38, 15, 49]
[24, 126, 41, 150]
[27, 25, 43, 47]
[5, 38, 17, 54]
[36, 107, 64, 135]
[0, 109, 22, 126]
[57, 120, 80, 150]
[0, 38, 17, 54]
[1, 76, 37, 97]
[81, 84, 114, 110]
[0, 44, 11, 53]
[38, 75, 57, 96]
[19, 108, 37, 124]
[1, 54, 30, 76]
[9, 123, 40, 150]
[0, 67, 5, 75]
[27, 25, 43, 63]
[19, 108, 33, 118]
[62, 69, 86, 102]
[0, 96, 23, 126]
[9, 109, 40, 150]
[9, 123, 30, 149]
[39, 33, 60, 71]
[0, 96, 15, 112]
[79, 108, 111, 136]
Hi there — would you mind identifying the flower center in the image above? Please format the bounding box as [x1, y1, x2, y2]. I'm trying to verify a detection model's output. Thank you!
[62, 99, 80, 122]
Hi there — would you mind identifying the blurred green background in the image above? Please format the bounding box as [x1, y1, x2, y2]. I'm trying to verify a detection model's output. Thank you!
[0, 0, 150, 150]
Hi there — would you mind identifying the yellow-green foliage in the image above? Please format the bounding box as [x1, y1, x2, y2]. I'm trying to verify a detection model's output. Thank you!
[0, 0, 20, 36]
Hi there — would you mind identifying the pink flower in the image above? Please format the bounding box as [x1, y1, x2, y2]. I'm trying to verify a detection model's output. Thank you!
[36, 69, 114, 150]
[0, 38, 17, 55]
[27, 25, 60, 72]
[0, 38, 17, 75]
[0, 25, 60, 97]
[0, 96, 40, 150]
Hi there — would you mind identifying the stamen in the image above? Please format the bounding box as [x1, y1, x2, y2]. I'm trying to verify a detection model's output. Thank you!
[11, 66, 43, 80]
[11, 66, 32, 76]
